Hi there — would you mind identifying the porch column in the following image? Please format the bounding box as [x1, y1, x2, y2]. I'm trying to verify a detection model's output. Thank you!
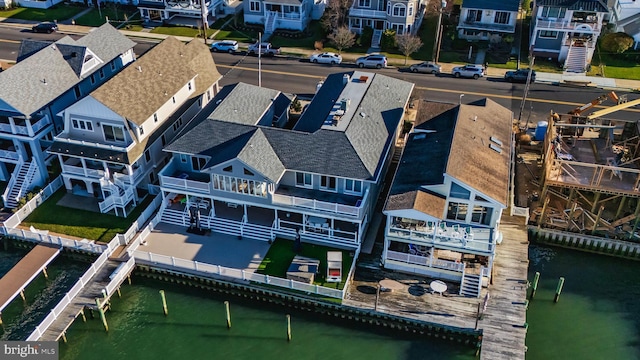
[330, 218, 334, 237]
[8, 117, 16, 135]
[26, 119, 34, 137]
[57, 155, 64, 172]
[428, 248, 434, 267]
[102, 161, 110, 179]
[84, 180, 94, 195]
[80, 158, 88, 177]
[210, 200, 216, 217]
[274, 209, 278, 228]
[0, 162, 8, 181]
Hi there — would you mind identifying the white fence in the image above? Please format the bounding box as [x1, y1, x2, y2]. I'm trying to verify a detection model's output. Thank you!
[3, 175, 63, 229]
[105, 257, 135, 297]
[133, 250, 345, 299]
[26, 236, 120, 341]
[1, 227, 106, 253]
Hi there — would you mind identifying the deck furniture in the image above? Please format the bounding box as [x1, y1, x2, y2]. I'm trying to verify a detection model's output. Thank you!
[286, 256, 320, 284]
[430, 280, 447, 295]
[326, 251, 342, 282]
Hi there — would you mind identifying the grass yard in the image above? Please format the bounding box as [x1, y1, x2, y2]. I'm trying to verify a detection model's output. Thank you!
[150, 26, 214, 38]
[22, 189, 154, 242]
[0, 5, 85, 22]
[74, 6, 138, 27]
[213, 26, 257, 42]
[590, 51, 640, 81]
[257, 238, 354, 290]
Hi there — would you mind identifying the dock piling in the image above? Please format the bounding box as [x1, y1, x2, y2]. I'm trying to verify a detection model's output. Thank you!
[95, 298, 108, 332]
[20, 290, 26, 305]
[43, 266, 49, 280]
[117, 287, 122, 298]
[529, 272, 540, 300]
[374, 284, 380, 312]
[61, 331, 67, 343]
[553, 277, 565, 303]
[160, 290, 168, 316]
[475, 303, 481, 330]
[127, 275, 131, 285]
[80, 308, 86, 322]
[286, 314, 291, 341]
[224, 301, 231, 329]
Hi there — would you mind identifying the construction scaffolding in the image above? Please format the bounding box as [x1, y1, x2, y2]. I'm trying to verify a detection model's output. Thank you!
[531, 108, 640, 240]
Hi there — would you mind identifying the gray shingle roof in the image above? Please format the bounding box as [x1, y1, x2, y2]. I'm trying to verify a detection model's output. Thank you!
[461, 0, 520, 12]
[238, 130, 285, 182]
[536, 0, 608, 12]
[166, 74, 414, 181]
[17, 40, 51, 62]
[208, 83, 281, 125]
[0, 24, 135, 117]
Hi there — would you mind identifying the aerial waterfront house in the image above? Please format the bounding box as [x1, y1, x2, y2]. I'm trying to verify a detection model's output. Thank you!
[48, 37, 221, 217]
[0, 24, 136, 209]
[381, 99, 513, 297]
[157, 71, 414, 250]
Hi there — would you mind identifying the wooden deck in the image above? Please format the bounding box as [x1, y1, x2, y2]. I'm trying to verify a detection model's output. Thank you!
[478, 215, 528, 360]
[39, 260, 121, 341]
[0, 244, 61, 312]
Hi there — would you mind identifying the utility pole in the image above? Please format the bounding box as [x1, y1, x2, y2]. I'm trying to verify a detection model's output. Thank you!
[517, 51, 536, 129]
[432, 0, 447, 62]
[258, 32, 262, 88]
[201, 0, 209, 43]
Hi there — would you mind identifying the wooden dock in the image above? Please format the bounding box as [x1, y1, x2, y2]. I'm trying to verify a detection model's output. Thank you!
[478, 215, 528, 360]
[39, 260, 121, 341]
[0, 244, 61, 313]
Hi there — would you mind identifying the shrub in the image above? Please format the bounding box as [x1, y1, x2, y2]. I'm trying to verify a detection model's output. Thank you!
[600, 32, 635, 54]
[291, 99, 302, 112]
[380, 29, 396, 51]
[360, 26, 373, 47]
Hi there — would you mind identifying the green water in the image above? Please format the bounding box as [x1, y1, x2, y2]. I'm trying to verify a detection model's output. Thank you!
[526, 245, 640, 360]
[59, 278, 476, 360]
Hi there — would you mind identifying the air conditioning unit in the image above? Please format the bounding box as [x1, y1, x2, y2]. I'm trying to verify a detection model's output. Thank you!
[486, 10, 493, 16]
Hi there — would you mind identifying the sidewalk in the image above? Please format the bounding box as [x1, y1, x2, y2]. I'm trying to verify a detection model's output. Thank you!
[1, 17, 639, 91]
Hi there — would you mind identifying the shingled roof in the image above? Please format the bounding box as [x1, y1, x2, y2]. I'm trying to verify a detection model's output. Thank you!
[0, 24, 135, 117]
[461, 0, 520, 12]
[166, 73, 414, 181]
[385, 99, 512, 213]
[536, 0, 608, 12]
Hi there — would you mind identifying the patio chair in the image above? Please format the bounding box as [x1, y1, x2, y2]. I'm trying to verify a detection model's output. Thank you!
[438, 222, 447, 234]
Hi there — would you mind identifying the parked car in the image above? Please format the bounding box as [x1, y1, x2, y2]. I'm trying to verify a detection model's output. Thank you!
[409, 61, 441, 74]
[248, 42, 280, 56]
[355, 55, 387, 69]
[452, 64, 485, 79]
[310, 52, 342, 65]
[210, 40, 238, 53]
[32, 22, 58, 34]
[505, 69, 536, 83]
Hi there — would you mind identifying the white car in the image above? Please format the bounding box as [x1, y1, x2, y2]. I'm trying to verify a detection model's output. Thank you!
[451, 64, 485, 79]
[310, 52, 342, 65]
[210, 40, 238, 53]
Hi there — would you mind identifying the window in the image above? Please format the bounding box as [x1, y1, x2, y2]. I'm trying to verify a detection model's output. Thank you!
[392, 4, 405, 16]
[358, 0, 370, 7]
[103, 124, 125, 142]
[149, 172, 156, 183]
[494, 11, 509, 24]
[471, 206, 492, 225]
[173, 117, 183, 131]
[172, 97, 176, 104]
[139, 125, 144, 136]
[345, 179, 362, 194]
[207, 90, 211, 101]
[223, 165, 232, 172]
[110, 62, 116, 71]
[99, 69, 105, 79]
[408, 3, 413, 16]
[161, 134, 166, 146]
[539, 30, 558, 38]
[250, 1, 260, 11]
[188, 82, 192, 91]
[447, 202, 468, 221]
[466, 9, 482, 22]
[541, 6, 566, 18]
[154, 113, 158, 122]
[90, 74, 95, 85]
[391, 23, 404, 34]
[74, 86, 81, 99]
[191, 156, 207, 171]
[320, 176, 336, 191]
[71, 118, 93, 132]
[450, 183, 470, 199]
[145, 149, 151, 163]
[244, 168, 254, 176]
[296, 172, 312, 187]
[180, 154, 188, 163]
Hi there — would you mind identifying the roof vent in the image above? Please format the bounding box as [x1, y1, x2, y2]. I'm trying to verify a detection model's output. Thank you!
[489, 143, 502, 154]
[473, 115, 477, 121]
[359, 75, 369, 82]
[490, 136, 503, 147]
[71, 52, 77, 58]
[42, 78, 47, 85]
[137, 66, 142, 72]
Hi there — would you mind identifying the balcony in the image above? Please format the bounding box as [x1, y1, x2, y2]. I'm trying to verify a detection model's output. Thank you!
[460, 20, 515, 33]
[159, 167, 212, 195]
[387, 221, 494, 254]
[536, 19, 600, 33]
[0, 114, 52, 137]
[386, 250, 465, 272]
[349, 7, 387, 19]
[61, 158, 106, 179]
[272, 186, 367, 218]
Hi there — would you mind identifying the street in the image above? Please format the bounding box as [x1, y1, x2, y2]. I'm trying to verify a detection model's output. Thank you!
[1, 25, 638, 123]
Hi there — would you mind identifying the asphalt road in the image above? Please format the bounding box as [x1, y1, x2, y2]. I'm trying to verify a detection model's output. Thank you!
[1, 26, 638, 123]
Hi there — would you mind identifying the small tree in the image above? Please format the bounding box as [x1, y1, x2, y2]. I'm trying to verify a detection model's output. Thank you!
[600, 32, 635, 54]
[320, 0, 353, 33]
[396, 33, 423, 64]
[380, 29, 396, 51]
[360, 26, 374, 47]
[328, 26, 356, 54]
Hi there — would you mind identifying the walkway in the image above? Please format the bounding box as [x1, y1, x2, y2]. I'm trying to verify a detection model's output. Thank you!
[0, 244, 61, 313]
[39, 259, 122, 341]
[477, 215, 529, 360]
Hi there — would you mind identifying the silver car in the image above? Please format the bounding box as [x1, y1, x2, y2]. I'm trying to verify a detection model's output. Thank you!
[310, 52, 342, 65]
[356, 55, 388, 69]
[409, 61, 441, 74]
[452, 64, 485, 79]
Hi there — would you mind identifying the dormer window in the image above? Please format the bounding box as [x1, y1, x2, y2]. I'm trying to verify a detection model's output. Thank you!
[103, 124, 125, 143]
[154, 113, 158, 122]
[188, 82, 192, 91]
[139, 125, 144, 135]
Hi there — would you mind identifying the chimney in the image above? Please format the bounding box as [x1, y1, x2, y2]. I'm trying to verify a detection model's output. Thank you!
[343, 74, 350, 85]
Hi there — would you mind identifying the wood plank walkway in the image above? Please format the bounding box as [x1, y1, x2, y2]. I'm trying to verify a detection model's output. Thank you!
[478, 215, 529, 360]
[39, 260, 120, 341]
[0, 244, 61, 312]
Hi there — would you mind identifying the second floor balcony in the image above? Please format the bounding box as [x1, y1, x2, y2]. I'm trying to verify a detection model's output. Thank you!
[349, 7, 387, 19]
[0, 114, 52, 137]
[272, 185, 367, 218]
[460, 20, 515, 33]
[536, 18, 600, 33]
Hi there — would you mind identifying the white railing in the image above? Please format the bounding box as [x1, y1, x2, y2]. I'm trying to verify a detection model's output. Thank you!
[272, 191, 365, 217]
[30, 116, 51, 134]
[386, 250, 465, 272]
[53, 136, 133, 152]
[387, 225, 494, 254]
[0, 149, 20, 161]
[510, 206, 530, 224]
[160, 175, 211, 194]
[3, 176, 63, 229]
[105, 257, 135, 297]
[1, 157, 22, 206]
[1, 227, 106, 253]
[277, 218, 359, 245]
[16, 161, 38, 203]
[536, 19, 600, 32]
[0, 123, 12, 133]
[349, 7, 387, 18]
[133, 250, 344, 299]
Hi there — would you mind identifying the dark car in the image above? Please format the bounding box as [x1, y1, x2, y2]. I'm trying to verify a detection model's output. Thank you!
[32, 22, 58, 33]
[505, 69, 536, 83]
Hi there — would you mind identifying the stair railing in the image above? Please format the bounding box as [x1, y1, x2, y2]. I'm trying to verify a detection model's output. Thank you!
[2, 156, 22, 205]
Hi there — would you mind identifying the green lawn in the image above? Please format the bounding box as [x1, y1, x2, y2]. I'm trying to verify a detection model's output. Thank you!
[0, 5, 85, 22]
[270, 21, 322, 48]
[590, 51, 640, 81]
[22, 189, 154, 242]
[74, 7, 138, 27]
[213, 27, 257, 42]
[257, 238, 354, 290]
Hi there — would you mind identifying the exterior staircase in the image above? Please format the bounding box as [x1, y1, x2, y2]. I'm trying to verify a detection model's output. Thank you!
[264, 11, 277, 38]
[371, 29, 383, 48]
[564, 42, 588, 73]
[459, 272, 482, 298]
[99, 178, 135, 216]
[2, 160, 38, 209]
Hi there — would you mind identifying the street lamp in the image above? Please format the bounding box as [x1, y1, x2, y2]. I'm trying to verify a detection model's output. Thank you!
[432, 0, 447, 63]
